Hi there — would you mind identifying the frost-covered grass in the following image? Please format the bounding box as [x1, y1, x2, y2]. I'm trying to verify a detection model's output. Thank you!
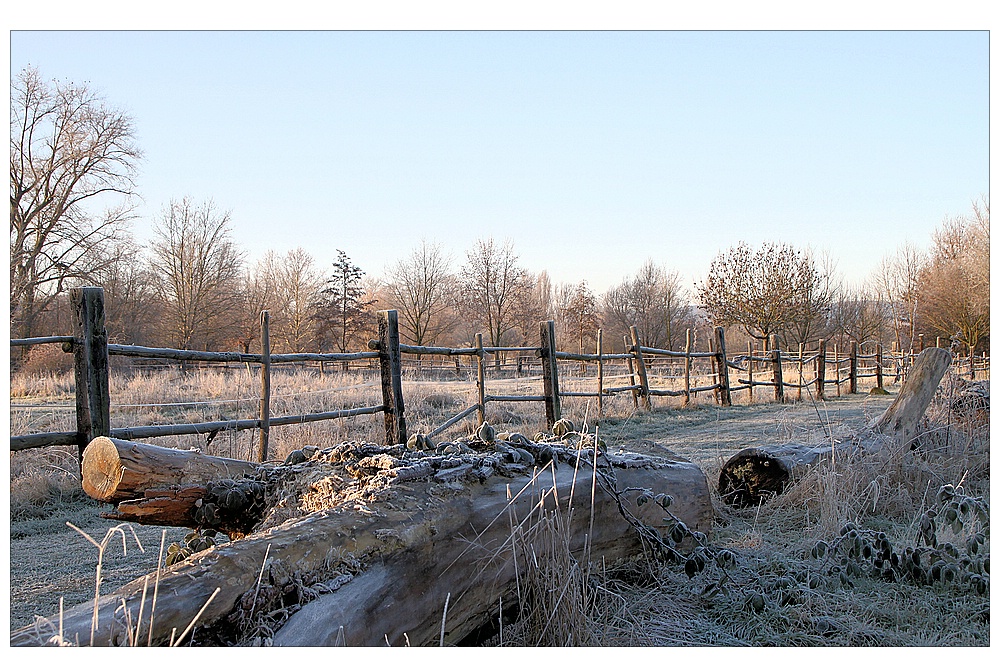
[9, 366, 989, 645]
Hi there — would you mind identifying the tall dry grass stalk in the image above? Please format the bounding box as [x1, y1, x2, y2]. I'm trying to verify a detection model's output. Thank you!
[506, 502, 597, 646]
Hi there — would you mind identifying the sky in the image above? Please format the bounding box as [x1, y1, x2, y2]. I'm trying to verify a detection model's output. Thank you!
[7, 7, 992, 296]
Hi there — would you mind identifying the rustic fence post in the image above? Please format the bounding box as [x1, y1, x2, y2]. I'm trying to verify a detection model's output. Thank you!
[71, 287, 110, 470]
[849, 340, 858, 394]
[476, 333, 487, 425]
[377, 310, 407, 445]
[797, 342, 804, 401]
[834, 343, 842, 396]
[771, 335, 784, 403]
[629, 326, 653, 411]
[684, 329, 693, 406]
[258, 311, 271, 462]
[714, 327, 731, 407]
[816, 339, 826, 400]
[540, 320, 561, 427]
[596, 329, 604, 419]
[876, 342, 884, 389]
[708, 337, 718, 404]
[746, 340, 754, 402]
[624, 335, 639, 410]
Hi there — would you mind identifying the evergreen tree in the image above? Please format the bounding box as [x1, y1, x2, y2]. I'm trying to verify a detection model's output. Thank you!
[313, 250, 375, 355]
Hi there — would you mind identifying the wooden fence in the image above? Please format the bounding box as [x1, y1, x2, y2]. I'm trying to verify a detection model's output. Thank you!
[10, 287, 989, 467]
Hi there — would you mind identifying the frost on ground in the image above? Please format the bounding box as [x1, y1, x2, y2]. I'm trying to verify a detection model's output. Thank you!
[9, 389, 989, 646]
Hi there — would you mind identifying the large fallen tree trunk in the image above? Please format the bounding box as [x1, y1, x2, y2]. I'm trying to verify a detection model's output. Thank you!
[13, 434, 712, 647]
[718, 348, 953, 507]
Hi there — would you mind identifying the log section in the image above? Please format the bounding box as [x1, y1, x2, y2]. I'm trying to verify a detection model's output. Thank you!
[81, 436, 260, 503]
[870, 347, 952, 446]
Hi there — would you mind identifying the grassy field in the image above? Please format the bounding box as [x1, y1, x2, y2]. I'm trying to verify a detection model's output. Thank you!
[8, 364, 990, 646]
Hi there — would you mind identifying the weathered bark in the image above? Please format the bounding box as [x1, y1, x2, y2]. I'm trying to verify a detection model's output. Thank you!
[72, 287, 111, 467]
[99, 480, 268, 538]
[81, 436, 260, 503]
[273, 454, 711, 647]
[870, 347, 953, 446]
[719, 348, 953, 507]
[13, 448, 712, 647]
[102, 484, 209, 527]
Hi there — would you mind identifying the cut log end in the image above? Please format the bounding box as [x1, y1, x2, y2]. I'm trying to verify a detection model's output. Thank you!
[80, 436, 126, 502]
[718, 448, 791, 508]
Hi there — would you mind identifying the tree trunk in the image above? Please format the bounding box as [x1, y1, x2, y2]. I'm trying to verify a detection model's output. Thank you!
[15, 442, 712, 647]
[718, 348, 953, 507]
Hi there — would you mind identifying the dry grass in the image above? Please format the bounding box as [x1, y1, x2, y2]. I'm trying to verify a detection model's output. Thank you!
[9, 364, 989, 646]
[482, 372, 990, 647]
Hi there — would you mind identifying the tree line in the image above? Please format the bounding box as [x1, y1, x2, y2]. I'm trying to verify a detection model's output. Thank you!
[10, 68, 990, 369]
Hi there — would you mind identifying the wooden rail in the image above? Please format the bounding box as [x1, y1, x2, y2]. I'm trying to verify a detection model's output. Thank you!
[10, 287, 989, 467]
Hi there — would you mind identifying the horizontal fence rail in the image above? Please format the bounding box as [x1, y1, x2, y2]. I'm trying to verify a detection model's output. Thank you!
[10, 287, 989, 468]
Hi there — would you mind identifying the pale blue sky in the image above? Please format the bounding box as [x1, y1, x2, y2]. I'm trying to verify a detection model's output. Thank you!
[9, 28, 989, 293]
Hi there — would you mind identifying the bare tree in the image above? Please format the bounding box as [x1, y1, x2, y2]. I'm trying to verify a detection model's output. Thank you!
[968, 196, 990, 290]
[698, 242, 821, 350]
[657, 268, 695, 351]
[557, 281, 602, 356]
[459, 238, 528, 350]
[919, 201, 990, 354]
[511, 270, 555, 347]
[89, 235, 159, 345]
[233, 262, 275, 355]
[831, 283, 890, 348]
[603, 260, 694, 350]
[383, 240, 458, 347]
[533, 270, 556, 323]
[10, 66, 141, 340]
[148, 198, 245, 350]
[779, 249, 839, 347]
[873, 243, 924, 353]
[271, 247, 324, 353]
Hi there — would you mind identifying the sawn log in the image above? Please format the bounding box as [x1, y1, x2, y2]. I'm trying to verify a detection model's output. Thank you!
[82, 436, 259, 503]
[81, 436, 267, 537]
[13, 437, 713, 647]
[718, 347, 953, 507]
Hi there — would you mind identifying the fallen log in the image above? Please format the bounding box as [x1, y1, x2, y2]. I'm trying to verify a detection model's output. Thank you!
[718, 348, 953, 507]
[13, 434, 713, 646]
[81, 436, 268, 537]
[82, 436, 259, 503]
